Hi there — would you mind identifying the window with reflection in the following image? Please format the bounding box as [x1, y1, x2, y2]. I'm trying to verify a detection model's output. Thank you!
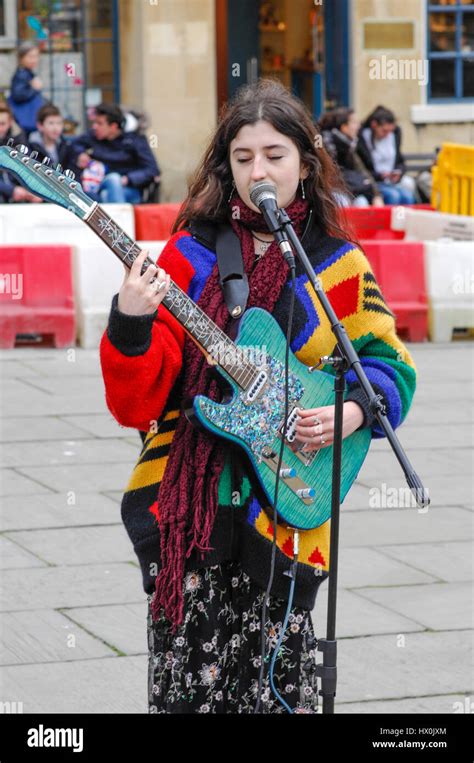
[428, 1, 474, 100]
[15, 0, 118, 131]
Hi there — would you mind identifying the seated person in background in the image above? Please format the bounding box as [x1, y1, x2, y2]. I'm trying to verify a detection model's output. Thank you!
[28, 103, 75, 170]
[357, 105, 416, 205]
[69, 103, 160, 203]
[0, 102, 42, 203]
[319, 107, 383, 208]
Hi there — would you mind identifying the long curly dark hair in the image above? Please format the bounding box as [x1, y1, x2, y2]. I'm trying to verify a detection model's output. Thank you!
[172, 78, 356, 242]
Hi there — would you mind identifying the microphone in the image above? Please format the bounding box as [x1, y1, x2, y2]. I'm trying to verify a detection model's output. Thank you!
[249, 181, 294, 266]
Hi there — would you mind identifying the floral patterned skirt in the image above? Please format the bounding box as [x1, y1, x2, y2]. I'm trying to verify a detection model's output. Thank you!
[146, 559, 320, 714]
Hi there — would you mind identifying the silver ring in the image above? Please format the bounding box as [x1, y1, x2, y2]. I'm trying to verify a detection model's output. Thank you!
[155, 280, 166, 292]
[320, 434, 326, 445]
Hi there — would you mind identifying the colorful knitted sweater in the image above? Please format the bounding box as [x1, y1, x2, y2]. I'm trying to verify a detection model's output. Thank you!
[99, 212, 417, 611]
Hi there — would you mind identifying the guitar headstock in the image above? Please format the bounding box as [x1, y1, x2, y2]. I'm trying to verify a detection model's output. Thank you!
[0, 140, 95, 219]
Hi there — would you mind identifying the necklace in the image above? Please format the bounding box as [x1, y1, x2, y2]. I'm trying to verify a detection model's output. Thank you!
[252, 232, 273, 259]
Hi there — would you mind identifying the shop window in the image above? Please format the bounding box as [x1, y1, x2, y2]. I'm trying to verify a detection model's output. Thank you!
[428, 1, 474, 100]
[14, 0, 119, 132]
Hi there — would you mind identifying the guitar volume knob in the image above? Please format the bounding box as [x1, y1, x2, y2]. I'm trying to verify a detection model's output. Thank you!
[296, 487, 315, 499]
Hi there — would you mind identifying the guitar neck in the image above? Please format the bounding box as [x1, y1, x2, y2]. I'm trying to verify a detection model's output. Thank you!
[85, 204, 259, 389]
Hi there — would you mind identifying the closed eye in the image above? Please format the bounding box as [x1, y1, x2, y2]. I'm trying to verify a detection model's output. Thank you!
[236, 156, 283, 163]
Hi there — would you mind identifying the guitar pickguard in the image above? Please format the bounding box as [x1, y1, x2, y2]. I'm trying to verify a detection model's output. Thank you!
[197, 355, 305, 462]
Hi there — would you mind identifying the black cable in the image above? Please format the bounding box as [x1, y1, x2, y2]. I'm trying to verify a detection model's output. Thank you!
[254, 263, 297, 714]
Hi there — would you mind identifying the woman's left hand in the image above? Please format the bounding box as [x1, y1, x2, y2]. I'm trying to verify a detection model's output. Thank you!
[293, 402, 365, 451]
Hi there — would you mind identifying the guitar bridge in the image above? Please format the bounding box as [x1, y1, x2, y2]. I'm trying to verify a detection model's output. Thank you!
[294, 444, 320, 467]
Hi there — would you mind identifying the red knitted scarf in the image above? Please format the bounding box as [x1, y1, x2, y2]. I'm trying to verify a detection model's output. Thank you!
[150, 192, 309, 633]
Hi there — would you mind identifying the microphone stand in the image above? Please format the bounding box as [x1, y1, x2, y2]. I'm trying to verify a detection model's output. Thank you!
[265, 205, 430, 714]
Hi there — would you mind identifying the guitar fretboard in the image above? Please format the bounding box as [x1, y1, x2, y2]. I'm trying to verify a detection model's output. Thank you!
[86, 205, 261, 389]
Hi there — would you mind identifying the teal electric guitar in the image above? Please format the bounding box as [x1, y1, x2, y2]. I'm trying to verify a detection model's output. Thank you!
[0, 142, 371, 530]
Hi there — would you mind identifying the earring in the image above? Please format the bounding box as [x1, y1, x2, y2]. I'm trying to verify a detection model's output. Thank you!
[227, 180, 236, 203]
[300, 178, 305, 199]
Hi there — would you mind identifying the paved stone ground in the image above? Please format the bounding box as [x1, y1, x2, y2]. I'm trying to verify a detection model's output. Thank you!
[0, 341, 472, 714]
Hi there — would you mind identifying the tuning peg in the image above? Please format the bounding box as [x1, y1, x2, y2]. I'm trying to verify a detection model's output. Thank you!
[64, 169, 75, 180]
[56, 163, 63, 173]
[7, 138, 14, 147]
[42, 156, 51, 165]
[30, 151, 38, 160]
[16, 144, 29, 154]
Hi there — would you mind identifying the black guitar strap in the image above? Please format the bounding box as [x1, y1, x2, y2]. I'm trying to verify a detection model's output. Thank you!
[215, 222, 250, 485]
[215, 223, 249, 321]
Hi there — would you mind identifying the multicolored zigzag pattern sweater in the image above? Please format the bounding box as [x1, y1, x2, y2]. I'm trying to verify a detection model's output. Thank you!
[99, 214, 417, 611]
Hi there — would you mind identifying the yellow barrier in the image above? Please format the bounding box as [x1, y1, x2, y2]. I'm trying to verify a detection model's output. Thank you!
[431, 143, 474, 216]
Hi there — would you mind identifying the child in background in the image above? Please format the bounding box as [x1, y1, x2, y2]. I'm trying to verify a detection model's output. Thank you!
[8, 42, 45, 138]
[28, 103, 74, 170]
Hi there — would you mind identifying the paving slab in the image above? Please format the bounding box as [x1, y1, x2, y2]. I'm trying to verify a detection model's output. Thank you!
[0, 609, 117, 665]
[336, 547, 438, 588]
[0, 416, 93, 443]
[340, 506, 472, 547]
[0, 563, 145, 612]
[0, 655, 146, 713]
[1, 393, 107, 417]
[371, 424, 473, 450]
[59, 414, 135, 439]
[378, 541, 473, 583]
[64, 601, 148, 656]
[358, 448, 472, 480]
[0, 492, 120, 532]
[4, 525, 135, 566]
[335, 630, 472, 704]
[0, 438, 137, 469]
[356, 474, 472, 509]
[15, 463, 135, 493]
[354, 581, 473, 631]
[0, 536, 48, 570]
[312, 587, 424, 640]
[0, 469, 55, 497]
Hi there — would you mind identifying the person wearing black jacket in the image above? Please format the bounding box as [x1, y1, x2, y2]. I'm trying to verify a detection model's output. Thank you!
[356, 105, 416, 205]
[319, 107, 383, 207]
[69, 102, 160, 203]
